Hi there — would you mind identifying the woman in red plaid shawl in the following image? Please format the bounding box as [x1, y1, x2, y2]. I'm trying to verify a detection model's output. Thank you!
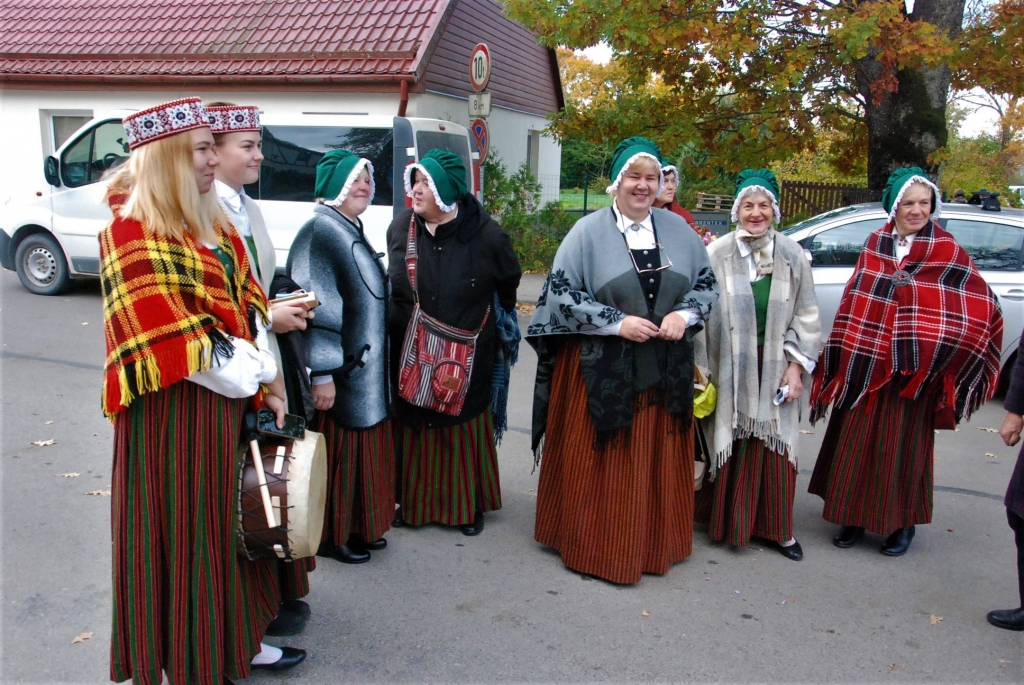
[100, 98, 305, 684]
[808, 167, 1003, 557]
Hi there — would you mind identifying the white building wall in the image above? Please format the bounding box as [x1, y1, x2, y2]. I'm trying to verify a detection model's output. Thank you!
[410, 91, 561, 206]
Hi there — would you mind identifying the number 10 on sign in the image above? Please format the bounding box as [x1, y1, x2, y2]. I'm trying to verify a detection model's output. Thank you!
[469, 44, 491, 92]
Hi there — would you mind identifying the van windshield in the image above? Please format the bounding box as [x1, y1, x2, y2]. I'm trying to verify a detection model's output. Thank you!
[249, 125, 394, 205]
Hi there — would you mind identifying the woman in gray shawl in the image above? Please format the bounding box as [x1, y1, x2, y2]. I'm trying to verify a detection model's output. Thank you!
[527, 137, 718, 584]
[694, 169, 821, 561]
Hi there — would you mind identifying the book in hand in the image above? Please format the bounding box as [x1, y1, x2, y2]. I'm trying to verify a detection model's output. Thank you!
[270, 291, 320, 310]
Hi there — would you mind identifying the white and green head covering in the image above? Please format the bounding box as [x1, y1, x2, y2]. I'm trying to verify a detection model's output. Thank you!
[403, 148, 468, 213]
[605, 136, 664, 195]
[315, 149, 375, 208]
[881, 166, 941, 225]
[731, 168, 782, 225]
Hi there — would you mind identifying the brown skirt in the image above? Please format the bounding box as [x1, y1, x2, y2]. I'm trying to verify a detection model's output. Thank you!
[808, 382, 937, 535]
[314, 415, 396, 545]
[695, 438, 797, 545]
[535, 340, 693, 585]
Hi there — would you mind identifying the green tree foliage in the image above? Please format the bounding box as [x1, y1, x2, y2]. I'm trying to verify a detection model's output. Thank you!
[506, 0, 997, 190]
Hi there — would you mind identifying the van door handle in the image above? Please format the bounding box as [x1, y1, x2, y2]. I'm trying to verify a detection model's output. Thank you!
[1002, 289, 1024, 302]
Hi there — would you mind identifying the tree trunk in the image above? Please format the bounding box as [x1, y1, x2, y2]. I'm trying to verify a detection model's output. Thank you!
[855, 0, 966, 190]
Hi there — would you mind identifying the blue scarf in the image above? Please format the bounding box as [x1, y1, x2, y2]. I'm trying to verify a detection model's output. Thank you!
[491, 294, 520, 444]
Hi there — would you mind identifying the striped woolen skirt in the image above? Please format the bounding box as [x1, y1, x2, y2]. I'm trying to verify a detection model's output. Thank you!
[277, 556, 315, 602]
[313, 415, 396, 544]
[534, 340, 694, 585]
[695, 438, 797, 546]
[110, 382, 279, 685]
[808, 381, 937, 535]
[395, 410, 501, 526]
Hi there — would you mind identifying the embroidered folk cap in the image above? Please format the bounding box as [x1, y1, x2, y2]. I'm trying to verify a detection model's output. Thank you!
[881, 166, 941, 224]
[206, 104, 261, 133]
[731, 168, 782, 225]
[403, 148, 468, 213]
[122, 97, 209, 150]
[315, 149, 375, 207]
[606, 137, 664, 194]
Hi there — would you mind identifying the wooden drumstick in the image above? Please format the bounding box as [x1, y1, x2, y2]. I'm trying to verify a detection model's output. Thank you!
[248, 439, 278, 528]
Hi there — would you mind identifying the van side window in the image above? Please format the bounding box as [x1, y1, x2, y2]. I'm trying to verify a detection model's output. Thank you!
[805, 219, 879, 266]
[943, 218, 1024, 271]
[252, 125, 393, 205]
[60, 121, 130, 188]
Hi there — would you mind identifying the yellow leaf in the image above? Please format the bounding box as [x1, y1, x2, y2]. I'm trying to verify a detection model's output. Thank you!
[986, 453, 999, 459]
[641, 610, 650, 617]
[799, 430, 814, 434]
[929, 614, 943, 625]
[45, 420, 54, 425]
[71, 632, 93, 644]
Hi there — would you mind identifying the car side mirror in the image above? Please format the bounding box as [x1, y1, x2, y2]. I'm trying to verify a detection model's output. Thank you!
[44, 156, 60, 187]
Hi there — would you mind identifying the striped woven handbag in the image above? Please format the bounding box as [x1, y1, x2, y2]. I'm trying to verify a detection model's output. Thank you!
[398, 215, 490, 416]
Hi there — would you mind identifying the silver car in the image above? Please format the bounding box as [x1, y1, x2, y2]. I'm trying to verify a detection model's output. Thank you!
[781, 202, 1024, 377]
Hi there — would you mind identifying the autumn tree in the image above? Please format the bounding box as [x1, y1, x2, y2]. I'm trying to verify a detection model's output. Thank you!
[506, 0, 980, 190]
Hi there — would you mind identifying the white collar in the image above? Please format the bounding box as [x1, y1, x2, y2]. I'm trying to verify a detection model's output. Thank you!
[612, 201, 653, 234]
[215, 180, 245, 212]
[891, 227, 916, 244]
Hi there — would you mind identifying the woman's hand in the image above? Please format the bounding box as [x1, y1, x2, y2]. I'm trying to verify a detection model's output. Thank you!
[263, 369, 288, 428]
[779, 362, 805, 403]
[1000, 412, 1023, 447]
[270, 301, 310, 334]
[313, 379, 336, 412]
[658, 311, 688, 341]
[618, 316, 660, 343]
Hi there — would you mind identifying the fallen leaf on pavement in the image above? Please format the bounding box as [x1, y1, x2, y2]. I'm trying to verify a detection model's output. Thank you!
[81, 322, 88, 326]
[641, 610, 649, 617]
[31, 439, 56, 447]
[979, 427, 999, 433]
[947, 528, 954, 532]
[45, 420, 54, 425]
[71, 632, 93, 644]
[986, 453, 999, 459]
[799, 430, 814, 434]
[85, 490, 111, 497]
[1000, 659, 1013, 664]
[56, 473, 80, 478]
[889, 664, 902, 671]
[929, 615, 943, 625]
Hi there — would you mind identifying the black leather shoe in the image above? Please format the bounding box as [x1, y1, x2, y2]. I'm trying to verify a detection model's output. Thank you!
[880, 526, 915, 556]
[833, 526, 864, 548]
[392, 505, 406, 527]
[775, 539, 803, 561]
[281, 599, 310, 620]
[460, 511, 485, 536]
[333, 543, 370, 564]
[349, 533, 387, 551]
[987, 607, 1024, 631]
[363, 537, 387, 550]
[251, 646, 307, 672]
[265, 608, 305, 636]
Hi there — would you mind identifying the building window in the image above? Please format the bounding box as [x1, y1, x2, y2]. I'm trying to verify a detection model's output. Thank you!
[41, 110, 93, 156]
[526, 130, 541, 178]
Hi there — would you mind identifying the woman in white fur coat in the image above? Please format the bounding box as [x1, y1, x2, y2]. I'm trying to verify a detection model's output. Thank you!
[694, 169, 821, 561]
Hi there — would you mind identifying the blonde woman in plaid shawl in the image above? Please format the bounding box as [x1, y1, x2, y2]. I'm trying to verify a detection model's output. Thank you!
[100, 98, 306, 684]
[694, 169, 821, 562]
[808, 167, 1003, 557]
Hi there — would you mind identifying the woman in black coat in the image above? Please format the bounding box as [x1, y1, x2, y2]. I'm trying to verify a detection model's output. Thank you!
[387, 148, 521, 536]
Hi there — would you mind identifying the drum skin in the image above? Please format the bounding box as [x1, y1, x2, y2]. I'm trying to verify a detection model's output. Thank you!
[237, 430, 327, 561]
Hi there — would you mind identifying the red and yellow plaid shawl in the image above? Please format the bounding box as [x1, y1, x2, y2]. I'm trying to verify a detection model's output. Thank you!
[100, 192, 269, 418]
[810, 221, 1002, 425]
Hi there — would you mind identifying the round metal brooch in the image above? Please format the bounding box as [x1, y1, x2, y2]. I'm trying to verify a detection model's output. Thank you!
[891, 269, 912, 287]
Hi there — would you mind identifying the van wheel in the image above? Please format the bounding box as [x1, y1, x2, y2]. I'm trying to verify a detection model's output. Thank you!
[15, 233, 71, 295]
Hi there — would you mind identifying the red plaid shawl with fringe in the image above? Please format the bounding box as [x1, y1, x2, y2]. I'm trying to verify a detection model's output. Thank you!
[809, 221, 1002, 425]
[100, 191, 269, 418]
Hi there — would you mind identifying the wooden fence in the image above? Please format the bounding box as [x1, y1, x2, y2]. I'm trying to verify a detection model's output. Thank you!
[780, 181, 881, 218]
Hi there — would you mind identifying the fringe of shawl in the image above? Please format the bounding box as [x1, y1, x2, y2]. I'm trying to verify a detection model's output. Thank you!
[709, 412, 794, 480]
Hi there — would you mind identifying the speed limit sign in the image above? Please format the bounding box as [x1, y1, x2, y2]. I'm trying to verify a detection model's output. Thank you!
[469, 43, 491, 92]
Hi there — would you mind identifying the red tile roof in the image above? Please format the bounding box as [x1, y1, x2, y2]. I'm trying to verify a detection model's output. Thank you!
[0, 0, 453, 83]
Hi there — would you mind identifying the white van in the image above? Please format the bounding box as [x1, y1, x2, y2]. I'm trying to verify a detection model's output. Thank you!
[0, 113, 476, 295]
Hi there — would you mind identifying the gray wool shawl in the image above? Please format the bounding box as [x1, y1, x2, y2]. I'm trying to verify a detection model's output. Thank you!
[694, 230, 821, 475]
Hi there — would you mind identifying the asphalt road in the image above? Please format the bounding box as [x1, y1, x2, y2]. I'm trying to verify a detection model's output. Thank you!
[1, 267, 1023, 684]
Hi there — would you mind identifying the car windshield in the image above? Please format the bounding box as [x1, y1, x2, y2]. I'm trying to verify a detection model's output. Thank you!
[781, 205, 872, 236]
